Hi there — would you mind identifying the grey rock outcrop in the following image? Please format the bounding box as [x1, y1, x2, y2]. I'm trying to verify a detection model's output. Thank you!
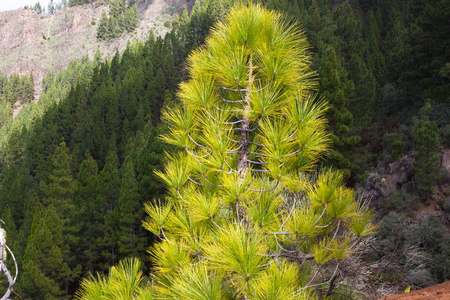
[359, 155, 415, 201]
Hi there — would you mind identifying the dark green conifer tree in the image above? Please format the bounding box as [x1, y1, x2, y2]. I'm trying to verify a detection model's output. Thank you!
[117, 156, 146, 260]
[106, 17, 116, 40]
[125, 4, 139, 32]
[413, 102, 441, 201]
[135, 126, 167, 202]
[40, 140, 76, 217]
[20, 205, 67, 299]
[0, 99, 12, 129]
[97, 11, 108, 40]
[75, 151, 100, 273]
[39, 140, 81, 296]
[319, 45, 358, 177]
[96, 151, 121, 270]
[151, 68, 166, 123]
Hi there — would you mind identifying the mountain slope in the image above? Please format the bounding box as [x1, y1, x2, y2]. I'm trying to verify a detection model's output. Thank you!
[0, 0, 175, 97]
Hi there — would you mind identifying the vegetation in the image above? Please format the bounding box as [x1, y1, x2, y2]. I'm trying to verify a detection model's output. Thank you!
[413, 102, 441, 200]
[97, 0, 140, 41]
[0, 72, 34, 129]
[69, 0, 92, 7]
[0, 222, 18, 300]
[1, 0, 449, 298]
[76, 258, 152, 299]
[0, 32, 182, 298]
[33, 0, 67, 14]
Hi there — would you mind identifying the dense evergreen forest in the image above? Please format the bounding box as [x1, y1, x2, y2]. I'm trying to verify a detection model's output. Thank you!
[0, 0, 449, 299]
[0, 32, 182, 297]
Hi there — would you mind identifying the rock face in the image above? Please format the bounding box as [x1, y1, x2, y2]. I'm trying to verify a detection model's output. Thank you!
[360, 155, 415, 202]
[359, 149, 450, 205]
[442, 149, 450, 175]
[0, 0, 173, 98]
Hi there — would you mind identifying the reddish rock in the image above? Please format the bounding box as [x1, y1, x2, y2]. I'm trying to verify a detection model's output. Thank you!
[378, 280, 450, 300]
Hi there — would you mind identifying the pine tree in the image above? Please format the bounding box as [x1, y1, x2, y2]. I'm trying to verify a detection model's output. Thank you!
[141, 4, 375, 298]
[0, 99, 12, 128]
[97, 11, 108, 40]
[135, 126, 167, 201]
[151, 68, 165, 123]
[40, 140, 76, 218]
[117, 156, 146, 260]
[413, 102, 441, 201]
[106, 17, 116, 40]
[48, 0, 55, 15]
[39, 139, 81, 297]
[75, 258, 152, 300]
[20, 206, 67, 299]
[96, 151, 121, 270]
[319, 45, 359, 177]
[34, 2, 43, 14]
[76, 151, 100, 273]
[109, 0, 120, 18]
[125, 4, 139, 32]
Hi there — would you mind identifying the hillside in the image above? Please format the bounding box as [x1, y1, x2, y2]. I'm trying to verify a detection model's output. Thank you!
[0, 0, 448, 299]
[0, 0, 179, 97]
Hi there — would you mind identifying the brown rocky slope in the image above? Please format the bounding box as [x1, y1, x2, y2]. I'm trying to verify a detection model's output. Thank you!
[0, 0, 179, 98]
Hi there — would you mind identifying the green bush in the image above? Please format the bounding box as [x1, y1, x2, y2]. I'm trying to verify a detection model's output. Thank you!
[404, 216, 450, 282]
[377, 213, 450, 283]
[404, 216, 444, 252]
[163, 20, 171, 28]
[430, 238, 450, 282]
[378, 191, 418, 215]
[377, 211, 406, 251]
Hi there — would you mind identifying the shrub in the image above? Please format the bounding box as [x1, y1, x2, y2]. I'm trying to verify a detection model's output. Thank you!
[378, 191, 419, 216]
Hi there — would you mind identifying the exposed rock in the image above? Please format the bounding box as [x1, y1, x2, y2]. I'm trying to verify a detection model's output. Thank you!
[359, 155, 415, 201]
[442, 149, 450, 175]
[443, 197, 450, 223]
[400, 181, 415, 194]
[387, 160, 400, 174]
[396, 171, 409, 186]
[378, 280, 450, 300]
[378, 174, 398, 197]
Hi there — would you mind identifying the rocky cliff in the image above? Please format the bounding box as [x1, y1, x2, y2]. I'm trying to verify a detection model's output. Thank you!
[358, 149, 450, 222]
[0, 0, 176, 98]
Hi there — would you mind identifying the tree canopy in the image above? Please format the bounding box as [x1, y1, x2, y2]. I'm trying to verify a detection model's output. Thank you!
[78, 3, 376, 299]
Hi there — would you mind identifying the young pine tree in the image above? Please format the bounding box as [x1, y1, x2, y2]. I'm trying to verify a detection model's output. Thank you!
[143, 3, 375, 298]
[117, 156, 146, 260]
[78, 4, 375, 299]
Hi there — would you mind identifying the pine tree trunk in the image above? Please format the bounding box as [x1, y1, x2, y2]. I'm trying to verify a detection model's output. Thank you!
[237, 58, 253, 177]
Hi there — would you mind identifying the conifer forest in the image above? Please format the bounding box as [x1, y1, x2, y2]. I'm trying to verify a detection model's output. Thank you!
[0, 0, 449, 299]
